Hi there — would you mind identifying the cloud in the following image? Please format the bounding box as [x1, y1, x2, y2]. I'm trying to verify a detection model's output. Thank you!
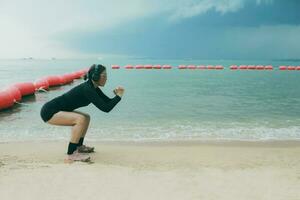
[0, 0, 287, 59]
[0, 0, 274, 37]
[0, 0, 154, 34]
[0, 0, 155, 58]
[221, 25, 300, 59]
[154, 0, 274, 22]
[256, 0, 274, 5]
[162, 0, 244, 21]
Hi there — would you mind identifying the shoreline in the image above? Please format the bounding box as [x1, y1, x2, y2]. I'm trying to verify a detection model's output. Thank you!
[1, 138, 300, 147]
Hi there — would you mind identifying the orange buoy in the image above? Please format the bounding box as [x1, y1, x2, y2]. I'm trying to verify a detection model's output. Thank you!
[215, 65, 224, 70]
[34, 78, 50, 90]
[5, 86, 22, 102]
[125, 65, 134, 69]
[287, 66, 296, 70]
[0, 90, 14, 110]
[13, 82, 35, 96]
[265, 65, 273, 70]
[197, 65, 206, 69]
[230, 65, 238, 70]
[279, 66, 287, 70]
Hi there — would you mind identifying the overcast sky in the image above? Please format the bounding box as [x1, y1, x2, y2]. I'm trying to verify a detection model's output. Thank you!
[0, 0, 299, 59]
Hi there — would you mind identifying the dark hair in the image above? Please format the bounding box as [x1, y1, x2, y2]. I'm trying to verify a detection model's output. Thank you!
[84, 64, 106, 81]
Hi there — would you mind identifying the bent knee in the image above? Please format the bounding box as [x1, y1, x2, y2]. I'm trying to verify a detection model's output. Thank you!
[76, 114, 90, 125]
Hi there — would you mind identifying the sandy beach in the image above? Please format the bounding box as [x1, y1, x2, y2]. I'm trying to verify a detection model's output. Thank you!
[0, 140, 300, 200]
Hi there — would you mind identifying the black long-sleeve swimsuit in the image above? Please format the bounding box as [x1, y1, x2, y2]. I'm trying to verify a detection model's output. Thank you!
[40, 79, 121, 122]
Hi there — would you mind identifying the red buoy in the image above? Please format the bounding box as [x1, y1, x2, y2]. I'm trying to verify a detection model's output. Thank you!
[215, 65, 224, 70]
[111, 65, 120, 69]
[13, 82, 35, 96]
[279, 66, 287, 70]
[0, 90, 14, 110]
[45, 76, 63, 86]
[178, 65, 187, 69]
[34, 78, 49, 90]
[162, 65, 172, 69]
[296, 66, 300, 70]
[125, 65, 134, 69]
[79, 68, 89, 76]
[265, 65, 273, 70]
[62, 74, 74, 84]
[69, 72, 79, 80]
[197, 65, 206, 69]
[287, 66, 296, 70]
[77, 69, 87, 77]
[4, 86, 22, 102]
[144, 65, 153, 69]
[135, 65, 144, 69]
[256, 65, 265, 70]
[230, 65, 238, 70]
[207, 65, 216, 70]
[247, 65, 256, 70]
[58, 76, 68, 85]
[186, 65, 195, 69]
[186, 65, 196, 69]
[72, 71, 82, 79]
[239, 65, 247, 70]
[153, 65, 162, 69]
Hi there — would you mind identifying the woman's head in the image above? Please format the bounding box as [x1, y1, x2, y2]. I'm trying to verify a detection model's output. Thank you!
[85, 64, 107, 86]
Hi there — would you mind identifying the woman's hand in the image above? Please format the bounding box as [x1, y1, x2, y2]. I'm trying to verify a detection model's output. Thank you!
[113, 86, 125, 97]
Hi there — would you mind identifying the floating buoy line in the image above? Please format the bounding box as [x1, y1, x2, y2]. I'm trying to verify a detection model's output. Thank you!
[0, 68, 88, 111]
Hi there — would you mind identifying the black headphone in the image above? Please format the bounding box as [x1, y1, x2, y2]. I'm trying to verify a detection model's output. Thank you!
[91, 64, 101, 81]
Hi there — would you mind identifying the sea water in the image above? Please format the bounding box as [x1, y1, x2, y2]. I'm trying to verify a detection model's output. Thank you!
[0, 58, 299, 142]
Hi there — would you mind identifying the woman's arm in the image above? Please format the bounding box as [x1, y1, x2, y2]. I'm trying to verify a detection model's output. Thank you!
[84, 86, 121, 113]
[95, 88, 111, 103]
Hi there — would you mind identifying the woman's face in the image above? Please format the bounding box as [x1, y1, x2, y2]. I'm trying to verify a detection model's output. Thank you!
[98, 70, 107, 86]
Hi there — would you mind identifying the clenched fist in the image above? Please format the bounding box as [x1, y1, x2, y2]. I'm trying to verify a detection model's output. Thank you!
[113, 86, 125, 97]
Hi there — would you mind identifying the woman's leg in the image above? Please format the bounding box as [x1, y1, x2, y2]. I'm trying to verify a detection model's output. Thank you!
[46, 111, 91, 162]
[47, 111, 90, 144]
[72, 111, 94, 152]
[73, 111, 90, 138]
